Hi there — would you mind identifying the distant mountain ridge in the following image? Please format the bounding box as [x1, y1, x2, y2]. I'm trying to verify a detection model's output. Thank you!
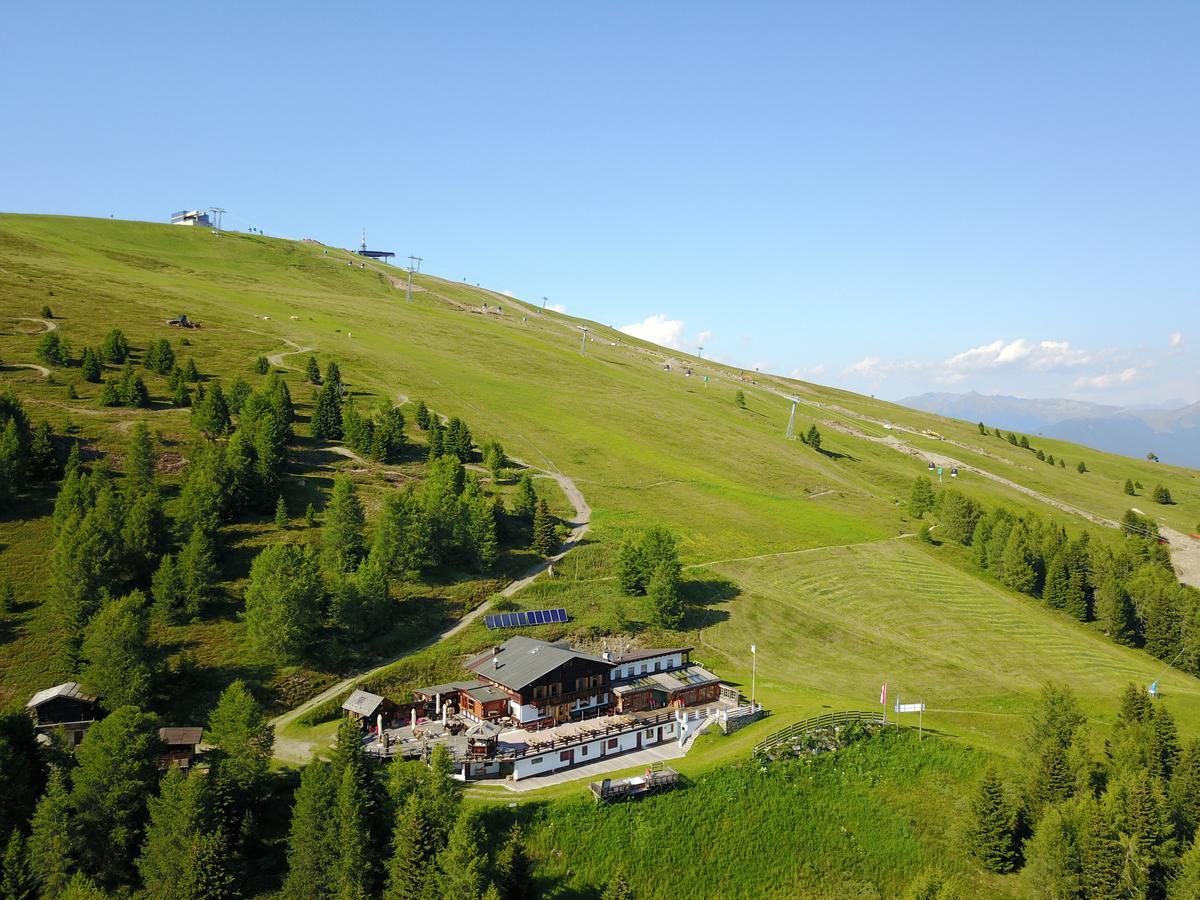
[900, 390, 1200, 467]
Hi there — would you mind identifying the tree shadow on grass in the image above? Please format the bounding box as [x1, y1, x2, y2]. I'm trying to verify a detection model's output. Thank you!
[0, 485, 55, 524]
[818, 446, 859, 462]
[680, 576, 740, 629]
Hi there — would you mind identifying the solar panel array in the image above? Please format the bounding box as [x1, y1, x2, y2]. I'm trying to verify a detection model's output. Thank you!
[483, 608, 569, 629]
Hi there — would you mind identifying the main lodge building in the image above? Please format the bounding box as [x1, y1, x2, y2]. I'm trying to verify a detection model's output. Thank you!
[413, 636, 723, 729]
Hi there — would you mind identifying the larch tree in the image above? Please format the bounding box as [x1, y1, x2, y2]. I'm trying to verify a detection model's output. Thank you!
[243, 543, 323, 663]
[177, 523, 219, 620]
[322, 476, 366, 574]
[205, 679, 274, 798]
[306, 355, 322, 384]
[2, 829, 36, 900]
[333, 765, 372, 900]
[908, 476, 935, 519]
[68, 705, 161, 886]
[79, 590, 153, 710]
[311, 381, 343, 440]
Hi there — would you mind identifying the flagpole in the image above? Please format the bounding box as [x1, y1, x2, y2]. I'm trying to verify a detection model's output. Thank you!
[750, 644, 757, 707]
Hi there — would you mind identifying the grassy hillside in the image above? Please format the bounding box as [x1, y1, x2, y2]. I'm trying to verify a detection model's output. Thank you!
[2, 213, 1199, 894]
[3, 212, 1198, 720]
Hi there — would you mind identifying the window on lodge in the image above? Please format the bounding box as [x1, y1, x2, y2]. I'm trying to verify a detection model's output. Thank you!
[607, 738, 618, 749]
[581, 745, 588, 756]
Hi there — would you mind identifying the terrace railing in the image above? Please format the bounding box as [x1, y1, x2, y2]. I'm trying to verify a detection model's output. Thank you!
[751, 710, 884, 757]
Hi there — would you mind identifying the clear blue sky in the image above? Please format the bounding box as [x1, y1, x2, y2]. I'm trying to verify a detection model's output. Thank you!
[2, 3, 1196, 405]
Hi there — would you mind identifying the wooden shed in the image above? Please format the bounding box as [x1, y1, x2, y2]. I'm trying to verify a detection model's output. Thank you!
[158, 727, 204, 770]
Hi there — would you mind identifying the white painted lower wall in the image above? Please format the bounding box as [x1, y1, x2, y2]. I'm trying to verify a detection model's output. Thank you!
[512, 719, 678, 780]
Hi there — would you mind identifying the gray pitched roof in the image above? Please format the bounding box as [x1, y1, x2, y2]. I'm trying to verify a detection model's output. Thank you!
[26, 682, 96, 709]
[412, 680, 484, 698]
[466, 636, 609, 692]
[342, 689, 385, 716]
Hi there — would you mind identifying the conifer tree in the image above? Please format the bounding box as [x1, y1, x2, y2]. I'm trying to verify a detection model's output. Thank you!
[967, 767, 1018, 873]
[384, 798, 428, 900]
[124, 421, 156, 496]
[494, 823, 533, 900]
[649, 558, 685, 629]
[437, 810, 487, 900]
[69, 705, 161, 885]
[908, 476, 935, 519]
[136, 767, 214, 897]
[227, 376, 252, 415]
[311, 380, 343, 440]
[323, 476, 366, 574]
[254, 355, 270, 375]
[426, 420, 444, 460]
[1043, 552, 1068, 609]
[531, 499, 558, 556]
[511, 473, 537, 520]
[306, 355, 322, 384]
[414, 400, 431, 430]
[37, 331, 70, 367]
[333, 765, 372, 900]
[1047, 454, 1056, 466]
[150, 553, 182, 622]
[1149, 706, 1181, 781]
[244, 543, 322, 663]
[1022, 802, 1081, 897]
[1124, 478, 1137, 496]
[98, 380, 121, 407]
[29, 768, 73, 897]
[804, 423, 822, 451]
[178, 524, 218, 620]
[1028, 739, 1075, 816]
[305, 502, 318, 528]
[29, 420, 59, 480]
[464, 488, 499, 571]
[275, 494, 289, 528]
[1173, 840, 1200, 900]
[192, 382, 231, 438]
[101, 329, 128, 364]
[169, 367, 190, 406]
[57, 872, 106, 898]
[184, 357, 200, 382]
[1171, 740, 1200, 842]
[325, 361, 342, 390]
[80, 347, 102, 383]
[284, 761, 336, 899]
[1, 829, 35, 900]
[1077, 460, 1088, 473]
[1000, 525, 1038, 594]
[206, 679, 274, 797]
[1153, 484, 1173, 505]
[80, 589, 153, 710]
[1077, 800, 1122, 900]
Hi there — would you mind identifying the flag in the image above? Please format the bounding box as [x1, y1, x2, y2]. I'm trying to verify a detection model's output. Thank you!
[880, 682, 887, 705]
[751, 644, 756, 655]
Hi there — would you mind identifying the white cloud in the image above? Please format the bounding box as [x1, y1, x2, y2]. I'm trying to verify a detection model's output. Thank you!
[1072, 367, 1139, 390]
[548, 303, 566, 313]
[841, 356, 927, 380]
[943, 338, 1094, 373]
[1170, 331, 1183, 349]
[790, 364, 827, 379]
[618, 314, 686, 350]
